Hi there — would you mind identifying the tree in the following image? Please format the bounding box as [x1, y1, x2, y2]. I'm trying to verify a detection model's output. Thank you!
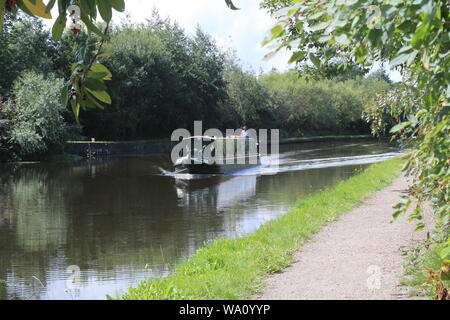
[260, 71, 390, 136]
[0, 14, 57, 95]
[3, 72, 77, 158]
[0, 0, 239, 120]
[262, 0, 449, 296]
[78, 19, 231, 140]
[225, 65, 280, 130]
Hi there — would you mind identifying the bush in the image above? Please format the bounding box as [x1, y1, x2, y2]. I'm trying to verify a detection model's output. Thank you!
[4, 72, 76, 158]
[224, 66, 280, 130]
[260, 72, 391, 136]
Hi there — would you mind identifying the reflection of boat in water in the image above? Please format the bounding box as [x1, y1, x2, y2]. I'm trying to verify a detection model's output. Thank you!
[175, 175, 257, 210]
[174, 136, 260, 174]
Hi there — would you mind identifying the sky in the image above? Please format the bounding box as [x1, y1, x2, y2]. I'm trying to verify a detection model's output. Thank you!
[44, 0, 401, 80]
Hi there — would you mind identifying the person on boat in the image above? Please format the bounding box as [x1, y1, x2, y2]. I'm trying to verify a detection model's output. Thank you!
[241, 126, 249, 138]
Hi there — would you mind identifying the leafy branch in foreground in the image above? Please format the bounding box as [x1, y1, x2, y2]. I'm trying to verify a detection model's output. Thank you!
[1, 0, 125, 120]
[262, 0, 449, 227]
[261, 0, 449, 299]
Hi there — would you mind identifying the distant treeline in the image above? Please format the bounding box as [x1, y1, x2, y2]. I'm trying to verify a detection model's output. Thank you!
[0, 13, 392, 161]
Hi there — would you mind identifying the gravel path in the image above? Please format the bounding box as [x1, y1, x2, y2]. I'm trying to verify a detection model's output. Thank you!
[258, 175, 433, 300]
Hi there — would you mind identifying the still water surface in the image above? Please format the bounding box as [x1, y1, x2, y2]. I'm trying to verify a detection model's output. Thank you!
[0, 140, 398, 300]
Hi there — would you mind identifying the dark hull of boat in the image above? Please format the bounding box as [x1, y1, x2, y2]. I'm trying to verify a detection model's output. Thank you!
[175, 161, 260, 175]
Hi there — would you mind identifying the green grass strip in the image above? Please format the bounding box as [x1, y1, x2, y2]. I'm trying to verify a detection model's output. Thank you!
[122, 158, 403, 300]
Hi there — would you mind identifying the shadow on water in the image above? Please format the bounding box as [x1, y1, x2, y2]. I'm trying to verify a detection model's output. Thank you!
[0, 140, 399, 300]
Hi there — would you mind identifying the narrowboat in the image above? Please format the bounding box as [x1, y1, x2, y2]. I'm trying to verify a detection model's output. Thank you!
[174, 136, 260, 174]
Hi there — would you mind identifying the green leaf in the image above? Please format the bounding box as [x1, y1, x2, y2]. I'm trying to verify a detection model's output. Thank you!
[391, 50, 417, 66]
[71, 100, 80, 123]
[89, 64, 112, 80]
[310, 22, 330, 32]
[80, 13, 105, 39]
[45, 0, 56, 14]
[85, 88, 112, 104]
[317, 35, 332, 43]
[225, 0, 239, 10]
[440, 246, 450, 260]
[288, 51, 306, 64]
[109, 0, 125, 12]
[271, 25, 284, 37]
[390, 121, 411, 133]
[97, 0, 113, 23]
[52, 15, 67, 41]
[411, 22, 430, 49]
[85, 92, 105, 110]
[335, 34, 350, 46]
[84, 77, 107, 91]
[89, 72, 109, 80]
[98, 49, 113, 58]
[309, 53, 321, 68]
[309, 11, 326, 20]
[263, 50, 279, 61]
[60, 84, 69, 106]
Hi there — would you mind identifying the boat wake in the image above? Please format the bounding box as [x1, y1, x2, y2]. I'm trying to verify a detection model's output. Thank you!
[160, 152, 401, 179]
[271, 152, 401, 175]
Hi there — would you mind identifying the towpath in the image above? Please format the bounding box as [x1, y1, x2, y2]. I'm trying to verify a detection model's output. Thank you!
[257, 175, 432, 300]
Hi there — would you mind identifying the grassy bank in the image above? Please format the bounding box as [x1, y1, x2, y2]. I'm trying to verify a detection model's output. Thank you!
[122, 158, 403, 300]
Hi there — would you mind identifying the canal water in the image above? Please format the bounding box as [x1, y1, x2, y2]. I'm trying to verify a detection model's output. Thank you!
[0, 140, 399, 300]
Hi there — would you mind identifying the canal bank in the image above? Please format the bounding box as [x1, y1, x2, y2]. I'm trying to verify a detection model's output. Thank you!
[65, 135, 379, 158]
[122, 158, 404, 300]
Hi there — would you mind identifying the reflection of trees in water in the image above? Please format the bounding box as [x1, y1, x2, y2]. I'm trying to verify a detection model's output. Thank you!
[0, 169, 8, 299]
[0, 156, 367, 300]
[256, 165, 365, 205]
[60, 160, 220, 269]
[3, 166, 71, 252]
[174, 174, 258, 249]
[0, 159, 257, 299]
[0, 164, 76, 299]
[0, 171, 6, 228]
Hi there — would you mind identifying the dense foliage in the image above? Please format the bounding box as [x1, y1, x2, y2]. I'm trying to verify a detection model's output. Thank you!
[261, 72, 391, 136]
[80, 20, 390, 140]
[363, 86, 417, 138]
[0, 1, 239, 119]
[81, 20, 231, 140]
[2, 72, 77, 158]
[0, 14, 55, 96]
[0, 13, 391, 158]
[261, 0, 450, 298]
